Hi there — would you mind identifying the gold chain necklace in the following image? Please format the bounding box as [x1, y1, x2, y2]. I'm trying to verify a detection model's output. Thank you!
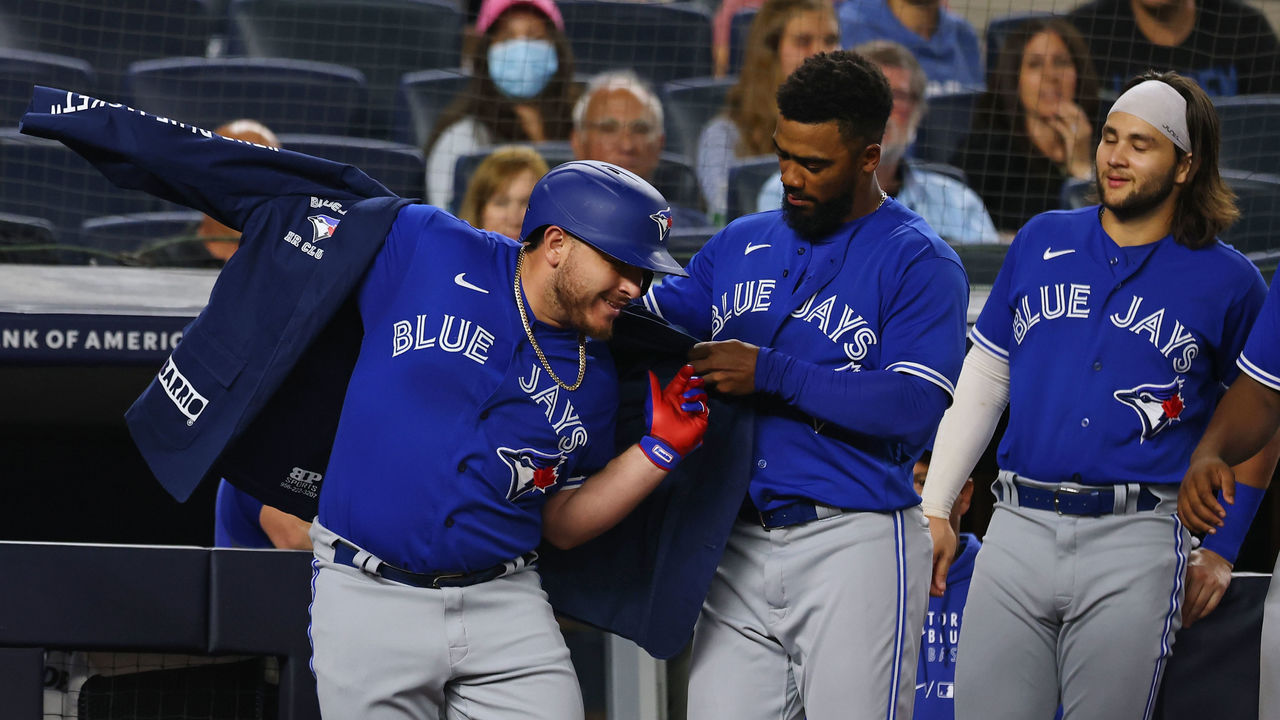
[513, 249, 586, 392]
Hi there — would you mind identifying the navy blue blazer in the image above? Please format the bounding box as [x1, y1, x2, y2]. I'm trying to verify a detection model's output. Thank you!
[20, 86, 750, 659]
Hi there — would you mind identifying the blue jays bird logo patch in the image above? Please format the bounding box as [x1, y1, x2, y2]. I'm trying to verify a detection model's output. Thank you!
[650, 207, 672, 244]
[307, 214, 341, 243]
[498, 447, 566, 502]
[1114, 377, 1186, 443]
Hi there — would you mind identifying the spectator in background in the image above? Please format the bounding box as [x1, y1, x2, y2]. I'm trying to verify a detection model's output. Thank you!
[712, 0, 765, 77]
[425, 0, 576, 209]
[912, 451, 977, 720]
[139, 119, 280, 268]
[951, 17, 1098, 234]
[838, 0, 982, 95]
[458, 144, 549, 239]
[758, 40, 999, 244]
[697, 0, 839, 222]
[1069, 0, 1280, 97]
[572, 70, 709, 227]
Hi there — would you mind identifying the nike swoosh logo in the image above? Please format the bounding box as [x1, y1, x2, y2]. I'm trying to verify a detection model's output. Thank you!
[454, 272, 488, 293]
[1043, 247, 1076, 260]
[745, 242, 771, 255]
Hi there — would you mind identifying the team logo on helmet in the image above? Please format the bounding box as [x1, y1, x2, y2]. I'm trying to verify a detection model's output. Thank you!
[649, 207, 673, 244]
[497, 446, 566, 502]
[1113, 377, 1185, 443]
[307, 214, 341, 243]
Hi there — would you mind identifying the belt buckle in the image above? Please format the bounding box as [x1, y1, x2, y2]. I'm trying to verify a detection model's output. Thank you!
[1053, 485, 1085, 515]
[431, 572, 465, 588]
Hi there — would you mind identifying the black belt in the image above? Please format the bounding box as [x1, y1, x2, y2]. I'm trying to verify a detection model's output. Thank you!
[332, 539, 536, 589]
[998, 480, 1160, 516]
[738, 498, 846, 530]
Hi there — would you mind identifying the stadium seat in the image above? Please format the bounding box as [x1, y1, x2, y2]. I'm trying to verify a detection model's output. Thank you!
[127, 57, 370, 137]
[1060, 177, 1094, 210]
[78, 210, 205, 265]
[1220, 169, 1280, 255]
[667, 225, 718, 263]
[727, 8, 757, 76]
[0, 0, 216, 100]
[279, 134, 426, 199]
[949, 242, 1010, 286]
[912, 90, 980, 165]
[0, 131, 157, 236]
[0, 212, 62, 265]
[450, 144, 703, 218]
[984, 11, 1054, 76]
[394, 68, 473, 149]
[1215, 94, 1280, 176]
[227, 0, 464, 137]
[0, 49, 95, 128]
[726, 154, 779, 221]
[557, 1, 714, 85]
[662, 76, 735, 161]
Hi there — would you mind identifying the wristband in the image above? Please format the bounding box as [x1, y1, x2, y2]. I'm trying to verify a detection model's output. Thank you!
[1200, 483, 1266, 565]
[639, 435, 680, 471]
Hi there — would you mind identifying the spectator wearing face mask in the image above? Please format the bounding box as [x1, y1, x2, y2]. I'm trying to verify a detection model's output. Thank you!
[425, 0, 577, 209]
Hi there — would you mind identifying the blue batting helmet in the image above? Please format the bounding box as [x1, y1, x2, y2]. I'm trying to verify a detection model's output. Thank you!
[520, 160, 687, 277]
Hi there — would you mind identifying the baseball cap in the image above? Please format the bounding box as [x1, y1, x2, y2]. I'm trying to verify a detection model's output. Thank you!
[476, 0, 565, 34]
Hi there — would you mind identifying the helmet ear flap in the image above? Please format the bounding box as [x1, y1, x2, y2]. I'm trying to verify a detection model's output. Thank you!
[520, 160, 688, 278]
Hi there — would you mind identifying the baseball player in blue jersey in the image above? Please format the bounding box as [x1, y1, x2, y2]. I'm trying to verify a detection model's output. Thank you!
[921, 71, 1277, 720]
[911, 455, 977, 720]
[308, 161, 710, 719]
[643, 51, 969, 720]
[1179, 269, 1280, 719]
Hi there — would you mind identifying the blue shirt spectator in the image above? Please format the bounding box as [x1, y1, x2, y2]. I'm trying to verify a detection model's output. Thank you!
[838, 0, 983, 95]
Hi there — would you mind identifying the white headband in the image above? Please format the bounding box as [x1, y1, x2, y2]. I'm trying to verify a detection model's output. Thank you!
[1108, 80, 1191, 152]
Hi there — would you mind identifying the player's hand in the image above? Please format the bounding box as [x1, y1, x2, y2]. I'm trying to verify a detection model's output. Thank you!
[927, 516, 957, 598]
[1179, 455, 1234, 534]
[1183, 547, 1232, 627]
[688, 340, 758, 395]
[639, 365, 709, 471]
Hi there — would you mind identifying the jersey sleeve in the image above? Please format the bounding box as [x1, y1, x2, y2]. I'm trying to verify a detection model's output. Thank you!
[356, 204, 450, 325]
[879, 254, 970, 398]
[642, 233, 718, 339]
[1237, 269, 1280, 390]
[969, 234, 1021, 360]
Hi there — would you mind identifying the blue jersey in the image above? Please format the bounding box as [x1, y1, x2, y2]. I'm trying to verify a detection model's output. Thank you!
[1238, 268, 1280, 388]
[214, 479, 271, 548]
[319, 205, 618, 574]
[914, 532, 979, 720]
[972, 208, 1266, 486]
[644, 200, 968, 512]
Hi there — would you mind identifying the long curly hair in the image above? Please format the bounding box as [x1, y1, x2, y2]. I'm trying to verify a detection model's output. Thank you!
[725, 0, 837, 157]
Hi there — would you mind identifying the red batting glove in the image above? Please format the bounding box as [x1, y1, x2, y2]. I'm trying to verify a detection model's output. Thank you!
[639, 364, 709, 471]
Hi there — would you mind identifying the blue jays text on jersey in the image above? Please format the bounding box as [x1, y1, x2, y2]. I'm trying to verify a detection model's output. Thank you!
[644, 199, 969, 513]
[914, 533, 981, 720]
[971, 207, 1266, 486]
[320, 205, 617, 574]
[18, 86, 754, 659]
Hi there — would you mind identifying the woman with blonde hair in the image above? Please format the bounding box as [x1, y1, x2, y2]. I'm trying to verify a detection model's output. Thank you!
[458, 144, 550, 240]
[696, 0, 839, 222]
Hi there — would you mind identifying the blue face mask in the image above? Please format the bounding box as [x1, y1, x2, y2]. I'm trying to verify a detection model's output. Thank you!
[488, 38, 559, 99]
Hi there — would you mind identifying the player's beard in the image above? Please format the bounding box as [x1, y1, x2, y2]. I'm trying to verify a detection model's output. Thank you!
[780, 178, 857, 241]
[549, 246, 617, 341]
[1097, 161, 1179, 222]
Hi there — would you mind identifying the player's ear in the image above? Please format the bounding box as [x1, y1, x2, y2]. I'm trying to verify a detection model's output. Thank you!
[542, 226, 571, 267]
[858, 142, 881, 175]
